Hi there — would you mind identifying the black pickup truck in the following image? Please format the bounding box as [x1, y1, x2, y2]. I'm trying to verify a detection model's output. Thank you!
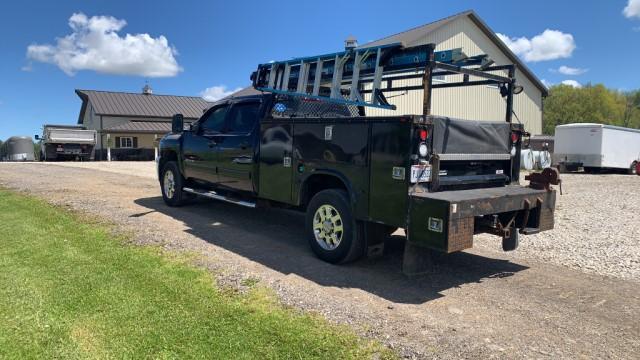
[157, 92, 559, 273]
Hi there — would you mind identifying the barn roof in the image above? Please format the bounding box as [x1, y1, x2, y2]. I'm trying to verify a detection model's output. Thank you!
[104, 120, 172, 134]
[76, 89, 212, 123]
[359, 10, 548, 96]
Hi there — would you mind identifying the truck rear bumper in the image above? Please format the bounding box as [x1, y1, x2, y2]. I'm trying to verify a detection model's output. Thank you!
[407, 185, 556, 253]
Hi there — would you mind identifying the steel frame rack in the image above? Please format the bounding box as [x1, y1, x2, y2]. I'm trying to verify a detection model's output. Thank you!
[251, 42, 519, 123]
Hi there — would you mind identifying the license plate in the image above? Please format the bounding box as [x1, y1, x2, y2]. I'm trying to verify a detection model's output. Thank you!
[410, 165, 431, 183]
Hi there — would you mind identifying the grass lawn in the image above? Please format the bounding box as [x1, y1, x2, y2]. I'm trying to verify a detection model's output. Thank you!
[0, 189, 393, 359]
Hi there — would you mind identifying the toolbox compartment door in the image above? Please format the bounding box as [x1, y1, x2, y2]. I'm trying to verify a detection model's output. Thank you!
[258, 123, 294, 203]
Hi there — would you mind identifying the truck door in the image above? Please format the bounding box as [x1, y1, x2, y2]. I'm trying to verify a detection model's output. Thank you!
[182, 104, 229, 184]
[216, 100, 261, 193]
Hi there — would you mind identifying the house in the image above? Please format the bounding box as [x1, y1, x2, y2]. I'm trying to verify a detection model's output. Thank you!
[358, 10, 547, 134]
[75, 86, 211, 160]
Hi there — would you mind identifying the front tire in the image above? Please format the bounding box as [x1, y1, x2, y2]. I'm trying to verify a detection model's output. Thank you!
[161, 161, 187, 207]
[305, 189, 364, 264]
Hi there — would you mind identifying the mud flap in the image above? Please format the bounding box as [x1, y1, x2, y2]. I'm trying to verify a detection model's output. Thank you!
[402, 241, 437, 276]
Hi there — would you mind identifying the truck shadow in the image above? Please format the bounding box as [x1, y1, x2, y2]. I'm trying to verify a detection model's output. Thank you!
[134, 196, 528, 304]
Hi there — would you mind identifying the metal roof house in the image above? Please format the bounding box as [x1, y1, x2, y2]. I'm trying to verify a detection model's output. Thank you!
[76, 87, 211, 160]
[357, 10, 547, 134]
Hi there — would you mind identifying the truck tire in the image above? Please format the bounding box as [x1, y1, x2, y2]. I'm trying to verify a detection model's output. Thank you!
[305, 189, 364, 264]
[161, 161, 187, 207]
[628, 161, 638, 175]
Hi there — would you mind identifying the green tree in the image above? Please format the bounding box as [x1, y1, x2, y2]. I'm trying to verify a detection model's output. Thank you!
[543, 84, 635, 134]
[622, 90, 640, 128]
[33, 141, 41, 161]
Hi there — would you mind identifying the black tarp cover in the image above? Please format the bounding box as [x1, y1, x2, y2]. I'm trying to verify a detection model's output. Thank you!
[431, 116, 510, 154]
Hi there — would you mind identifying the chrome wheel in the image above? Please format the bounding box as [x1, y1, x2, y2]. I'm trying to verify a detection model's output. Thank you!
[313, 204, 344, 250]
[163, 170, 175, 199]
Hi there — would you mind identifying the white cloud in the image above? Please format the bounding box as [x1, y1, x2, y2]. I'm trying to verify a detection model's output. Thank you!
[561, 80, 582, 88]
[496, 30, 576, 62]
[624, 0, 640, 18]
[26, 13, 181, 77]
[541, 79, 552, 88]
[200, 85, 243, 102]
[552, 65, 588, 76]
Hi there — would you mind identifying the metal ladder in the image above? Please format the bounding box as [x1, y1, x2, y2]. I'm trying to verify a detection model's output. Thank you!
[251, 42, 494, 110]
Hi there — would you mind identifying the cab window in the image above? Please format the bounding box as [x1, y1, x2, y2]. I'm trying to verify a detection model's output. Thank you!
[200, 105, 228, 135]
[225, 102, 260, 134]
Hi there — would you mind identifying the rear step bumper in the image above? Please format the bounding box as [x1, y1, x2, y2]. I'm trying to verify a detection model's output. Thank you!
[407, 185, 556, 253]
[183, 187, 256, 208]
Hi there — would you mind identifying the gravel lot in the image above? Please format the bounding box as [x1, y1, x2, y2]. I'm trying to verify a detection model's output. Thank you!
[476, 172, 640, 281]
[1, 162, 639, 359]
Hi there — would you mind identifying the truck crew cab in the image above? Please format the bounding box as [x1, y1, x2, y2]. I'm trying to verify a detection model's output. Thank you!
[157, 43, 560, 274]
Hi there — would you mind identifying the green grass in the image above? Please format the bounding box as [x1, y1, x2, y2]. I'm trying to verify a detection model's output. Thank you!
[0, 189, 393, 359]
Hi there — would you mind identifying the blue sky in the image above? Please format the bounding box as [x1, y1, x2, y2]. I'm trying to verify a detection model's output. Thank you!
[1, 0, 639, 140]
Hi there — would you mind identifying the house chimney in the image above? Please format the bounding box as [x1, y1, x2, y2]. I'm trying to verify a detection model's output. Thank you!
[142, 83, 153, 95]
[345, 35, 357, 50]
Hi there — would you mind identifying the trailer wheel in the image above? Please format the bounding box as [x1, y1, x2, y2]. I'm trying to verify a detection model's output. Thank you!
[160, 161, 187, 207]
[306, 189, 364, 264]
[629, 161, 638, 175]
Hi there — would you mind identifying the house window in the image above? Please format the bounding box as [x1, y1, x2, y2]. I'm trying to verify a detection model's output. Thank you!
[119, 137, 133, 148]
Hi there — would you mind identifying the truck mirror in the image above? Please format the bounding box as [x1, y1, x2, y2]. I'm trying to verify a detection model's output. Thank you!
[34, 135, 40, 140]
[172, 114, 184, 134]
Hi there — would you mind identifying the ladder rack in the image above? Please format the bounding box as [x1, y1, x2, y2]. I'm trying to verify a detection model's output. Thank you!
[251, 42, 519, 122]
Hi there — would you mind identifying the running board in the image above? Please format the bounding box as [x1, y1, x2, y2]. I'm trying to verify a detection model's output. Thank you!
[182, 187, 256, 208]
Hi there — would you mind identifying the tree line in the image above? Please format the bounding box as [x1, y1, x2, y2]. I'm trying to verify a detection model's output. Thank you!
[542, 84, 640, 135]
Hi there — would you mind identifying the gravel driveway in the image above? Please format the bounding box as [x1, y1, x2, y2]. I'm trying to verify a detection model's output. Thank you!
[1, 162, 639, 359]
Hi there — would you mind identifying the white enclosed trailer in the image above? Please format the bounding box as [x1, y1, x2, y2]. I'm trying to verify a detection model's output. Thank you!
[553, 123, 640, 174]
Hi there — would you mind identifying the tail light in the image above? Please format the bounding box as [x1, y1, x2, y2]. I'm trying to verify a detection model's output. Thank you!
[419, 129, 428, 141]
[416, 128, 429, 158]
[511, 132, 519, 144]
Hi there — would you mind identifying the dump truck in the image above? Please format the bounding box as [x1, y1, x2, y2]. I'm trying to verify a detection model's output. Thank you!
[36, 124, 97, 161]
[156, 42, 560, 274]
